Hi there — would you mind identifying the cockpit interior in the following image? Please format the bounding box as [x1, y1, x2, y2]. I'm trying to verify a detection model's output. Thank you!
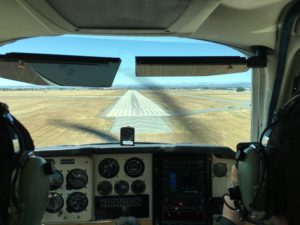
[0, 1, 299, 225]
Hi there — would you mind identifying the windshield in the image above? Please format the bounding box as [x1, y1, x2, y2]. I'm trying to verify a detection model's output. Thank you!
[0, 35, 251, 149]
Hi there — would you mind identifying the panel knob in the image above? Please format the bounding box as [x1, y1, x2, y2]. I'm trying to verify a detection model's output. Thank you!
[213, 163, 227, 177]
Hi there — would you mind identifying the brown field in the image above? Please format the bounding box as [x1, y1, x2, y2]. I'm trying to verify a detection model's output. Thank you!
[140, 90, 237, 110]
[0, 89, 250, 150]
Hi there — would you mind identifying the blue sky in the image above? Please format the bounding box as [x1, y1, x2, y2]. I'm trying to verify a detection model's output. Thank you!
[0, 35, 251, 87]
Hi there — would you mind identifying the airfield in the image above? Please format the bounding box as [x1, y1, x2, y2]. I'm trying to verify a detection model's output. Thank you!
[0, 89, 251, 150]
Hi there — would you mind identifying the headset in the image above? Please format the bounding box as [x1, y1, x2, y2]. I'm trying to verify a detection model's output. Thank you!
[228, 92, 300, 224]
[0, 102, 52, 225]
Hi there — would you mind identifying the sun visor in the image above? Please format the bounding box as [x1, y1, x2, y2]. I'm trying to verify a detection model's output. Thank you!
[0, 61, 48, 85]
[0, 53, 121, 87]
[136, 56, 249, 77]
[136, 56, 267, 77]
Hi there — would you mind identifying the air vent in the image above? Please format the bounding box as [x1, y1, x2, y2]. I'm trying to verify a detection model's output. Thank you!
[44, 0, 190, 29]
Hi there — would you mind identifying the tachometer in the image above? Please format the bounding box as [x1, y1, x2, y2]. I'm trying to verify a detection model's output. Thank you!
[46, 192, 64, 213]
[66, 169, 88, 189]
[49, 170, 64, 190]
[124, 158, 145, 177]
[98, 158, 119, 178]
[66, 192, 88, 213]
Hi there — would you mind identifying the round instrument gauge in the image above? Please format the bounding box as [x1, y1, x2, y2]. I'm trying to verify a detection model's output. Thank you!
[124, 158, 145, 178]
[49, 170, 64, 190]
[66, 169, 88, 189]
[97, 181, 113, 195]
[213, 163, 227, 177]
[114, 180, 129, 195]
[98, 158, 119, 178]
[131, 180, 146, 194]
[66, 192, 88, 213]
[46, 192, 64, 213]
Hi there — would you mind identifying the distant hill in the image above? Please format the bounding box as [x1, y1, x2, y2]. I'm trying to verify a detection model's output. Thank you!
[112, 82, 251, 90]
[0, 81, 251, 91]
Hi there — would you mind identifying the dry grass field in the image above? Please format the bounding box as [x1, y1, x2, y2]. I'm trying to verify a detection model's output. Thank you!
[0, 89, 250, 150]
[140, 90, 236, 111]
[138, 90, 251, 149]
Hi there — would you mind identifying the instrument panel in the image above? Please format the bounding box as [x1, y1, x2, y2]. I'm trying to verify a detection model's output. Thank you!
[94, 154, 152, 220]
[43, 156, 93, 223]
[38, 145, 234, 225]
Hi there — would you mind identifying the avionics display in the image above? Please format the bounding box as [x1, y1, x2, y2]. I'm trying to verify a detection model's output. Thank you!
[167, 170, 204, 192]
[161, 156, 210, 225]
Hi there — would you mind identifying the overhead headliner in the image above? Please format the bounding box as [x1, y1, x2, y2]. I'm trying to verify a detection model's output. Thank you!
[0, 0, 294, 51]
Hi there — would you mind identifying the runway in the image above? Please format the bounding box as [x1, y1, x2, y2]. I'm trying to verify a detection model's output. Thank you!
[104, 90, 250, 134]
[110, 117, 172, 133]
[104, 90, 169, 117]
[104, 90, 172, 133]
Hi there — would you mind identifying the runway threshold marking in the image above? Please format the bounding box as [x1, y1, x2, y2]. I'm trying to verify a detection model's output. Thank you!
[104, 90, 172, 134]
